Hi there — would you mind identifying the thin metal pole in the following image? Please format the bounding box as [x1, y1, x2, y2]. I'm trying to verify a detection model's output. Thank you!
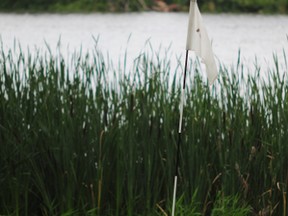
[172, 50, 189, 216]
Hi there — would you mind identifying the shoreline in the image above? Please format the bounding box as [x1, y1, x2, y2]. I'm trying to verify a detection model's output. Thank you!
[0, 1, 287, 15]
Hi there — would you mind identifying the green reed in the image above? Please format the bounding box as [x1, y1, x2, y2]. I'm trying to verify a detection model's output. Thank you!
[0, 43, 287, 215]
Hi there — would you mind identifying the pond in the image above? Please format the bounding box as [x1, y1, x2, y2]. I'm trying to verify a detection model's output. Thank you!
[0, 12, 288, 71]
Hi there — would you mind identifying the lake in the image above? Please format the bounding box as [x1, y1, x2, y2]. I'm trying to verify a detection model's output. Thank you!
[1, 12, 288, 71]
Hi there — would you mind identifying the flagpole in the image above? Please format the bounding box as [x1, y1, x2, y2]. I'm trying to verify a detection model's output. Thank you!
[172, 0, 218, 214]
[172, 49, 189, 216]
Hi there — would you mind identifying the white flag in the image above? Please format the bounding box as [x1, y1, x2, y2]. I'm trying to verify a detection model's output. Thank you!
[186, 0, 218, 84]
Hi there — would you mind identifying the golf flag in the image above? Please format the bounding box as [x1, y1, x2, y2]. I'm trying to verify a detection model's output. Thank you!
[186, 0, 218, 84]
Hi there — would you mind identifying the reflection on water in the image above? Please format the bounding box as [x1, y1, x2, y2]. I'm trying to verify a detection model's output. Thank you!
[0, 12, 288, 71]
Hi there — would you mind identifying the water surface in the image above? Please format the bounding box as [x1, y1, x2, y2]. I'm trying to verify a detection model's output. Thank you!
[1, 12, 288, 70]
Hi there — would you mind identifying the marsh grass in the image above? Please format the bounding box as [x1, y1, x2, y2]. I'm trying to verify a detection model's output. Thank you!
[0, 42, 287, 215]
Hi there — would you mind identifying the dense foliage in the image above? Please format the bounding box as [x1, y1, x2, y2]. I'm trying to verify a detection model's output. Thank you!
[0, 43, 288, 215]
[0, 0, 287, 13]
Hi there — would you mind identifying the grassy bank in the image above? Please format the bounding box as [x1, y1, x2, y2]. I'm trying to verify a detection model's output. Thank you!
[0, 0, 287, 13]
[0, 43, 288, 215]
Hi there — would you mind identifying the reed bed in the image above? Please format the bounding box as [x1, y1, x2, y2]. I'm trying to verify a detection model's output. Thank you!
[0, 43, 287, 215]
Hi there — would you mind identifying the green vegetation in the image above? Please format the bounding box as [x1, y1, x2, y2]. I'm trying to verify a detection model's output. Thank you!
[0, 0, 287, 13]
[200, 0, 288, 13]
[0, 0, 149, 13]
[0, 41, 288, 215]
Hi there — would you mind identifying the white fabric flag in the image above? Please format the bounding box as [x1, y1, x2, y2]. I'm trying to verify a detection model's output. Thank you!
[186, 0, 218, 85]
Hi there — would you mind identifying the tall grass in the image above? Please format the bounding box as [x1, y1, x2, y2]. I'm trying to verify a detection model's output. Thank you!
[0, 42, 287, 215]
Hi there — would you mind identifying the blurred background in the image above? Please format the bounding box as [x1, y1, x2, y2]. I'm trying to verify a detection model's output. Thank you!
[0, 0, 287, 13]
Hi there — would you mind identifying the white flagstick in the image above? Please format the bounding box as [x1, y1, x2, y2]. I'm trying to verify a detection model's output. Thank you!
[172, 0, 218, 214]
[172, 50, 189, 216]
[171, 176, 178, 216]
